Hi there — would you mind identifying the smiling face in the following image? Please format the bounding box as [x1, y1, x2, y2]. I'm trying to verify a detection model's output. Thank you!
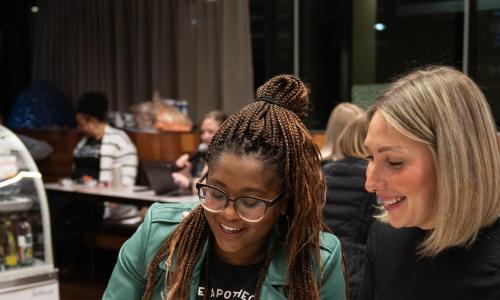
[364, 111, 437, 230]
[203, 152, 284, 265]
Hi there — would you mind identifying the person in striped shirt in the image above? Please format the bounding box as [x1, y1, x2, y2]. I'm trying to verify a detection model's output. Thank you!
[73, 92, 139, 219]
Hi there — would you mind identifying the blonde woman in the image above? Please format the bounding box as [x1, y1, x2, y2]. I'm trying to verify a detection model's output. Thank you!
[360, 66, 500, 299]
[320, 102, 364, 161]
[322, 113, 377, 300]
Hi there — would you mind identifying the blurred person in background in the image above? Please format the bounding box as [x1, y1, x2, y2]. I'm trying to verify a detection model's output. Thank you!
[72, 92, 138, 219]
[172, 110, 227, 192]
[320, 102, 364, 162]
[322, 113, 377, 300]
[50, 92, 138, 275]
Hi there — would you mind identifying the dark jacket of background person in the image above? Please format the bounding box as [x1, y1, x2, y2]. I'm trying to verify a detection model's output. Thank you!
[322, 157, 377, 300]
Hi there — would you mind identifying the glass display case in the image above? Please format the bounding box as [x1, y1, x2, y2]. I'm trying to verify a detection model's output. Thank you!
[0, 126, 58, 299]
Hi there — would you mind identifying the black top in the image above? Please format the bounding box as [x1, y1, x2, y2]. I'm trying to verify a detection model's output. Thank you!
[359, 219, 500, 300]
[198, 252, 264, 299]
[71, 137, 101, 180]
[322, 157, 377, 243]
[322, 157, 377, 300]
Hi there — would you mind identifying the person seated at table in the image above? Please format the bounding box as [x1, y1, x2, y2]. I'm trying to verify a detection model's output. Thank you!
[322, 113, 377, 300]
[359, 66, 500, 299]
[103, 74, 346, 299]
[72, 91, 139, 219]
[171, 110, 227, 192]
[50, 91, 139, 275]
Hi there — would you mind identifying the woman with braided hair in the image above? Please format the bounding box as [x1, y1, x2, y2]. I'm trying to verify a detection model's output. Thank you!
[103, 75, 346, 299]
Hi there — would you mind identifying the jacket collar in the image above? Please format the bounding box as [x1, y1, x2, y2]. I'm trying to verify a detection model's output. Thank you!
[265, 227, 288, 285]
[159, 225, 288, 286]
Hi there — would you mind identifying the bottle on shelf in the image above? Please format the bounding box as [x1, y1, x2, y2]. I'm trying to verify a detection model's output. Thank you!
[3, 218, 18, 269]
[29, 212, 44, 259]
[16, 213, 33, 266]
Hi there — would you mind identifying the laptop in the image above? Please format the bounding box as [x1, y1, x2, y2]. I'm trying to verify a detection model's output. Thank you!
[141, 161, 181, 195]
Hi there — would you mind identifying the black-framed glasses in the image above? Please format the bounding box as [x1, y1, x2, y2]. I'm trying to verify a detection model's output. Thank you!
[195, 174, 283, 222]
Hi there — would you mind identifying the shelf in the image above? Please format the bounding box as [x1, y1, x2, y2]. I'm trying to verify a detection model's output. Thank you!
[0, 197, 33, 212]
[0, 260, 56, 290]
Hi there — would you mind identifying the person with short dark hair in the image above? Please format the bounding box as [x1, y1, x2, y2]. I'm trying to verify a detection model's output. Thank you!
[73, 92, 138, 218]
[75, 92, 108, 119]
[51, 92, 139, 275]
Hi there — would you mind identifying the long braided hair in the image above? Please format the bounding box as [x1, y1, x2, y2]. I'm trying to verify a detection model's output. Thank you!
[143, 75, 325, 299]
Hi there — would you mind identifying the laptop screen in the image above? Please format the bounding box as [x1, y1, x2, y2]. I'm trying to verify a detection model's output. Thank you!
[142, 162, 179, 195]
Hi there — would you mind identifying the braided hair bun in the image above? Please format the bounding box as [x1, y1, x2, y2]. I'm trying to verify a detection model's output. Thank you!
[255, 74, 310, 118]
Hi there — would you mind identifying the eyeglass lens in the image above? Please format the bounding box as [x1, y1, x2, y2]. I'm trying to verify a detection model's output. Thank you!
[198, 186, 267, 221]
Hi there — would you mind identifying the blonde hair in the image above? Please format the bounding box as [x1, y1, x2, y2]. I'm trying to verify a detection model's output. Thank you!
[321, 102, 364, 160]
[334, 113, 368, 160]
[201, 110, 227, 126]
[368, 65, 500, 256]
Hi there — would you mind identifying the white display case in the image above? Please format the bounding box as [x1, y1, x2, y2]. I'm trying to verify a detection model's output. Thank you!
[0, 126, 58, 299]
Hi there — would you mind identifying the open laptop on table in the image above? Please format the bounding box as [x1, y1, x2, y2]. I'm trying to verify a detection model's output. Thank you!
[141, 161, 193, 196]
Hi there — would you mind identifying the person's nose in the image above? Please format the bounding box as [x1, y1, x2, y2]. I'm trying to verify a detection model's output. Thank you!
[365, 161, 385, 192]
[220, 199, 240, 221]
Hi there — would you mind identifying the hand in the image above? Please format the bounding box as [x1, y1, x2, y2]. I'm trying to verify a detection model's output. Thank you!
[108, 202, 120, 209]
[138, 207, 149, 219]
[172, 172, 191, 189]
[175, 153, 191, 170]
[82, 175, 94, 182]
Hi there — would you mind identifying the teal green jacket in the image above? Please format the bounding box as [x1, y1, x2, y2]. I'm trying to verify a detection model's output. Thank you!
[103, 202, 346, 299]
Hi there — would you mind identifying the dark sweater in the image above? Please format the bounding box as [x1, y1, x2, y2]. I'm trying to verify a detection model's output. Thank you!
[322, 157, 377, 300]
[359, 220, 500, 300]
